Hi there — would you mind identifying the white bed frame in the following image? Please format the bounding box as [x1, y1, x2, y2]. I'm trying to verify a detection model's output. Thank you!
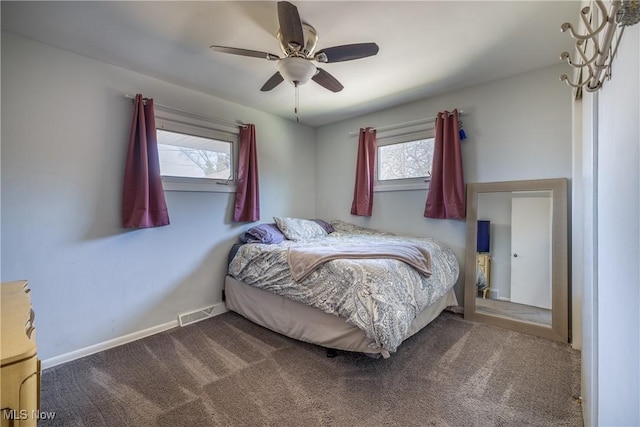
[225, 275, 458, 357]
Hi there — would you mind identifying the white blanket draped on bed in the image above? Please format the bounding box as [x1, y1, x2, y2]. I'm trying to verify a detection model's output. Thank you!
[228, 221, 459, 355]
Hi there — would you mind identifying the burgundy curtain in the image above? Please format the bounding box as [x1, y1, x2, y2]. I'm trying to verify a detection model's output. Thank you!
[233, 124, 260, 222]
[122, 94, 170, 228]
[424, 109, 465, 219]
[350, 127, 377, 216]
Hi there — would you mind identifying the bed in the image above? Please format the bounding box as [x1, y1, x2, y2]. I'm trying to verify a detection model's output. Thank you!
[226, 218, 459, 358]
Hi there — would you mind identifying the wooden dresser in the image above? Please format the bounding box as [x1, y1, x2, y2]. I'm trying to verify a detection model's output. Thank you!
[1, 281, 40, 427]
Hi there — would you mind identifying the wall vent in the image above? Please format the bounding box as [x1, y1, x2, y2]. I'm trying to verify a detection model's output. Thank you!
[178, 303, 226, 327]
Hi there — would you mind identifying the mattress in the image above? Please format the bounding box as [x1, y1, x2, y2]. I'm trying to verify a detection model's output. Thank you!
[225, 275, 458, 357]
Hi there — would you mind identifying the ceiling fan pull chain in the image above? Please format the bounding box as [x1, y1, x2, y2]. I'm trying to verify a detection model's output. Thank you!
[295, 82, 300, 122]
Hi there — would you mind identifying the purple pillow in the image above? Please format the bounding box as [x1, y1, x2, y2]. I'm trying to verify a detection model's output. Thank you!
[311, 219, 335, 234]
[240, 223, 286, 244]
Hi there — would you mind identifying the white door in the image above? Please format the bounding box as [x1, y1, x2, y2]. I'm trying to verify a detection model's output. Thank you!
[510, 193, 552, 309]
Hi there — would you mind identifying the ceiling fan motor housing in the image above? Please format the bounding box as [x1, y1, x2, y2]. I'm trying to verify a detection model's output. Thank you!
[277, 23, 318, 57]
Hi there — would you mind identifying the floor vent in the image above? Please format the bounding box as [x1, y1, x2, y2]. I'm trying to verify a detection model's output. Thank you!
[178, 303, 226, 327]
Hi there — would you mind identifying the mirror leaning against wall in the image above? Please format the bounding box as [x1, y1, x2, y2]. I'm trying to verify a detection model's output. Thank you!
[464, 178, 568, 342]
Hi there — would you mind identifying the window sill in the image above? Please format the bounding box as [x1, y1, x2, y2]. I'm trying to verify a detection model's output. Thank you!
[162, 177, 236, 193]
[374, 181, 430, 192]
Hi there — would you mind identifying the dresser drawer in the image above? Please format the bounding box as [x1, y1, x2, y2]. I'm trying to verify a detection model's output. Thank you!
[1, 281, 40, 427]
[1, 354, 39, 427]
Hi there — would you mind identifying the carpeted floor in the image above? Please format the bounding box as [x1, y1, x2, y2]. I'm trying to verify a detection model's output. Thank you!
[40, 311, 583, 426]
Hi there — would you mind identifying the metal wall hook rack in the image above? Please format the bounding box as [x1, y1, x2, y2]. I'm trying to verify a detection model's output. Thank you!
[560, 0, 640, 95]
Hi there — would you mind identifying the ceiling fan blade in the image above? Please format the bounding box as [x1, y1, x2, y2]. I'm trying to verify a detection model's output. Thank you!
[312, 68, 344, 93]
[277, 1, 304, 50]
[260, 72, 285, 92]
[315, 43, 379, 63]
[210, 45, 280, 61]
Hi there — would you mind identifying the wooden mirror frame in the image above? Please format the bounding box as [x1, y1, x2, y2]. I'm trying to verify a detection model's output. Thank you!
[464, 178, 569, 342]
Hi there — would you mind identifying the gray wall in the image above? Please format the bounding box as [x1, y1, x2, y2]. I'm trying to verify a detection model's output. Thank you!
[314, 64, 573, 304]
[592, 25, 639, 426]
[1, 33, 316, 361]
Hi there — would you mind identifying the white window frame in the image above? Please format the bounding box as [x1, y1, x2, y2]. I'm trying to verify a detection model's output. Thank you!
[374, 128, 436, 192]
[155, 110, 239, 193]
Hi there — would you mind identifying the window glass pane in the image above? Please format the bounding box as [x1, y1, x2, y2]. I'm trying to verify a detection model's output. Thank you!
[157, 129, 232, 180]
[377, 138, 434, 181]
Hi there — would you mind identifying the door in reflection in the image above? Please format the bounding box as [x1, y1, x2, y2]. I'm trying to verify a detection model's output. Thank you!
[476, 190, 553, 327]
[510, 192, 552, 309]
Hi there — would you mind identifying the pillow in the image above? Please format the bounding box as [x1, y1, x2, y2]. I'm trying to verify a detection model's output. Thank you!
[311, 219, 335, 234]
[273, 217, 327, 241]
[240, 223, 286, 244]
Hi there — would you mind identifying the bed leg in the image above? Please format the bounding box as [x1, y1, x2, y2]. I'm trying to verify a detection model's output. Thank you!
[325, 348, 338, 358]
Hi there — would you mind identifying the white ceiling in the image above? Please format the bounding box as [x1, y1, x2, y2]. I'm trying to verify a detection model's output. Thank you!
[1, 1, 580, 127]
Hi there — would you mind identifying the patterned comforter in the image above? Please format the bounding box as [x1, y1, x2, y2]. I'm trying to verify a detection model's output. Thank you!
[228, 221, 459, 355]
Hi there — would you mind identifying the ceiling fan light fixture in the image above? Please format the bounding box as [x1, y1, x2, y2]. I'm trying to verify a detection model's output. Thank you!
[277, 57, 317, 86]
[209, 2, 378, 94]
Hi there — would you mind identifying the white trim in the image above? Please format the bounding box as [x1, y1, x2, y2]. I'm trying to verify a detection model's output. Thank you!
[156, 117, 238, 141]
[590, 89, 599, 427]
[125, 94, 245, 133]
[41, 306, 232, 369]
[348, 109, 462, 136]
[162, 176, 237, 193]
[155, 113, 239, 193]
[374, 130, 435, 192]
[154, 107, 240, 136]
[374, 181, 429, 192]
[376, 130, 435, 147]
[41, 320, 179, 369]
[571, 97, 584, 350]
[579, 89, 599, 427]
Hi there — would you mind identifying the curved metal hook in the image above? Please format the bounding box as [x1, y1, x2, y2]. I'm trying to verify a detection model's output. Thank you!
[561, 2, 610, 40]
[560, 65, 594, 89]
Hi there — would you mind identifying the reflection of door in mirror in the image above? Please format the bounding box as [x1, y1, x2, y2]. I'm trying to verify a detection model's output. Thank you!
[510, 192, 552, 309]
[476, 190, 553, 327]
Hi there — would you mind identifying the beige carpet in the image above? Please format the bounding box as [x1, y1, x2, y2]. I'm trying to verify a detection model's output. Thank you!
[40, 311, 583, 426]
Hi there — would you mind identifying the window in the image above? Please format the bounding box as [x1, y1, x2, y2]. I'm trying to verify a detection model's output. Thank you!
[155, 114, 238, 192]
[157, 130, 232, 180]
[375, 130, 435, 192]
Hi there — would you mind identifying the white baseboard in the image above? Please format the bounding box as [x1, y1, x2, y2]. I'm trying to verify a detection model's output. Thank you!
[41, 304, 231, 370]
[41, 320, 180, 370]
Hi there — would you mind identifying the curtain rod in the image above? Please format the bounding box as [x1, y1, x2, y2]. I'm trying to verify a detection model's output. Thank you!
[124, 94, 247, 129]
[348, 110, 464, 136]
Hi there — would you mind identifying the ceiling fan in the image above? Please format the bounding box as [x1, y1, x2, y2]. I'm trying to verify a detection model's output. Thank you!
[209, 1, 379, 93]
